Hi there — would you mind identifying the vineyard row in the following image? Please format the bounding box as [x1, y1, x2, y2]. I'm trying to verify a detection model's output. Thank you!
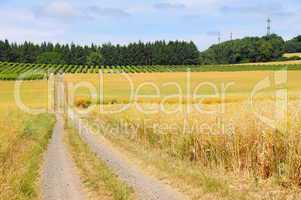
[1, 61, 301, 80]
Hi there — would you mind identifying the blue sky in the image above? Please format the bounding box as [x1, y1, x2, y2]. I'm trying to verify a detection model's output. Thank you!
[1, 0, 300, 50]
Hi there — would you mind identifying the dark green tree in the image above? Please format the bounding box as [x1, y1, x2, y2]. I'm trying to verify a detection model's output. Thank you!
[36, 52, 64, 64]
[199, 34, 285, 64]
[87, 51, 102, 66]
[285, 36, 301, 53]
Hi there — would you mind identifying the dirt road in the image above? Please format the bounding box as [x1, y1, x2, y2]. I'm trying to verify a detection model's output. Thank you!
[42, 110, 188, 200]
[73, 115, 188, 200]
[42, 114, 87, 200]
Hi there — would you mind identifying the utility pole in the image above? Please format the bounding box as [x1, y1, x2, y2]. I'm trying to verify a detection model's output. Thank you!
[267, 17, 271, 36]
[230, 32, 233, 41]
[218, 32, 221, 44]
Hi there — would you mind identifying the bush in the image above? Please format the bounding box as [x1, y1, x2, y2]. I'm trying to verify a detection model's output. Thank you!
[75, 98, 92, 108]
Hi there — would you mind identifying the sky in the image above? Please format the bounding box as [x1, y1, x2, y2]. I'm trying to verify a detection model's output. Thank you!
[0, 0, 300, 50]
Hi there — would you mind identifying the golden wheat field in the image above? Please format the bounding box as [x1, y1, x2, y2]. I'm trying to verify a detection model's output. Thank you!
[1, 70, 301, 200]
[65, 71, 301, 199]
[0, 80, 49, 110]
[83, 101, 301, 199]
[0, 80, 54, 200]
[65, 71, 300, 103]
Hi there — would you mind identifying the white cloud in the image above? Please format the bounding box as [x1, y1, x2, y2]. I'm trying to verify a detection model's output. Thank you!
[154, 3, 186, 10]
[86, 6, 130, 19]
[33, 1, 131, 21]
[34, 1, 78, 19]
[47, 1, 77, 17]
[0, 7, 67, 43]
[170, 0, 221, 8]
[0, 26, 65, 43]
[220, 3, 295, 17]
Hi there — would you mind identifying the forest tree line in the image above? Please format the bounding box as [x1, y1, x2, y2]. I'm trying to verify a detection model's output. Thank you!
[1, 34, 301, 66]
[200, 34, 285, 64]
[0, 40, 199, 66]
[199, 34, 301, 64]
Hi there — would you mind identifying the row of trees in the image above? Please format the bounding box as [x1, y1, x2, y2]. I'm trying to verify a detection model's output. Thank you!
[0, 40, 199, 66]
[0, 41, 93, 65]
[101, 41, 200, 65]
[1, 34, 301, 66]
[199, 34, 285, 64]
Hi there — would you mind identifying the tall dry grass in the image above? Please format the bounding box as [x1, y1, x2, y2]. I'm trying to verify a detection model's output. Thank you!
[86, 99, 301, 188]
[0, 111, 55, 200]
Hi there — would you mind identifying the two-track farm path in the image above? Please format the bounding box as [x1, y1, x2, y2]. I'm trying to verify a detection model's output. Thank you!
[76, 117, 188, 200]
[42, 72, 188, 200]
[41, 114, 87, 200]
[42, 112, 188, 200]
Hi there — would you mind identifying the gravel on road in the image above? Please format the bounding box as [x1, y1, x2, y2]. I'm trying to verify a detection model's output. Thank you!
[42, 114, 87, 200]
[71, 113, 188, 200]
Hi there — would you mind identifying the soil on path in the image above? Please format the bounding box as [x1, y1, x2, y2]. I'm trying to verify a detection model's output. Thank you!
[42, 114, 87, 200]
[75, 118, 188, 200]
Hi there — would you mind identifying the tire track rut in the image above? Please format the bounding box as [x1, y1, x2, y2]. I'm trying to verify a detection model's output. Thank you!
[69, 112, 188, 200]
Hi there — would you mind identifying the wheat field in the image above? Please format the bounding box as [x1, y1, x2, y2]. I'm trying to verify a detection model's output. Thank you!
[1, 70, 301, 199]
[66, 71, 301, 199]
[0, 80, 54, 200]
[64, 71, 301, 104]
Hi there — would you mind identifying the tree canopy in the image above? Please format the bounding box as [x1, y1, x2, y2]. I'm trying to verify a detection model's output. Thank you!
[0, 40, 199, 66]
[199, 34, 285, 64]
[285, 36, 301, 53]
[36, 52, 64, 64]
[1, 34, 300, 66]
[87, 51, 102, 66]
